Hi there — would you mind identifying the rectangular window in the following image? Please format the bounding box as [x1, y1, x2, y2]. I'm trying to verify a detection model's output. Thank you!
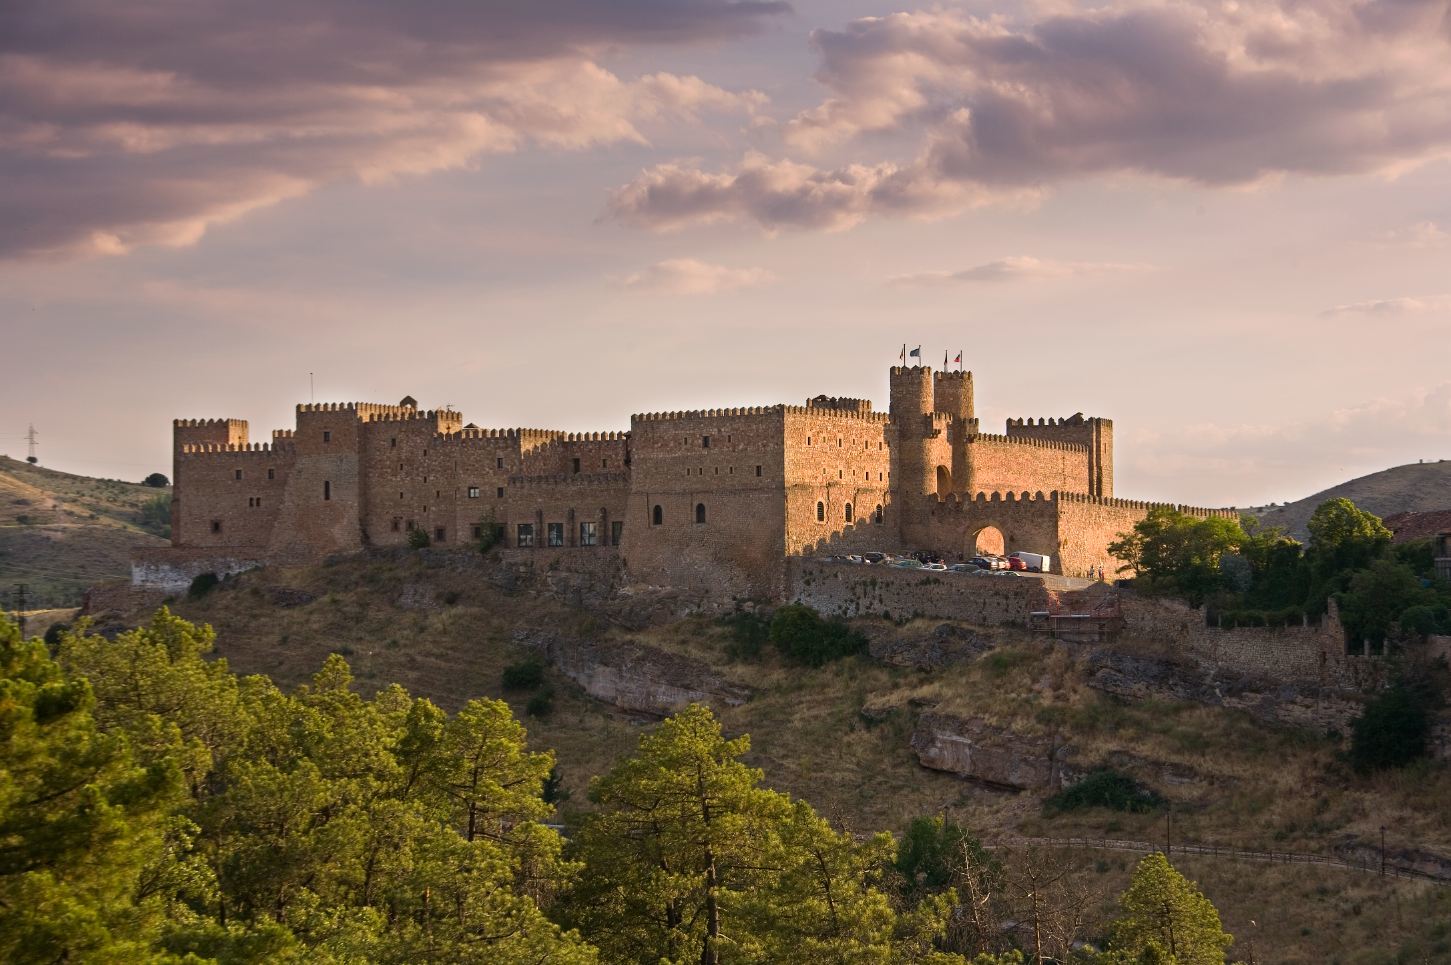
[434, 527, 446, 542]
[472, 525, 482, 538]
[547, 522, 565, 547]
[702, 435, 710, 448]
[580, 521, 598, 546]
[496, 456, 504, 469]
[323, 480, 331, 501]
[407, 519, 416, 531]
[467, 486, 480, 498]
[392, 519, 401, 532]
[323, 430, 331, 443]
[756, 465, 762, 477]
[267, 468, 275, 480]
[210, 519, 222, 533]
[496, 486, 505, 498]
[611, 520, 624, 546]
[516, 523, 535, 547]
[571, 457, 581, 474]
[390, 437, 397, 448]
[602, 458, 609, 468]
[234, 469, 243, 480]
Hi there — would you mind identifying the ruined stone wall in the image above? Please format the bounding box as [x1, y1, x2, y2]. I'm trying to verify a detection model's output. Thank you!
[173, 443, 295, 549]
[964, 435, 1091, 498]
[783, 406, 894, 557]
[130, 545, 262, 589]
[788, 559, 1052, 623]
[622, 408, 788, 601]
[1118, 594, 1380, 690]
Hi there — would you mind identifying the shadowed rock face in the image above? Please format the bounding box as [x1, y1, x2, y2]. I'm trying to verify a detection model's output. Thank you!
[865, 622, 994, 670]
[910, 712, 1072, 791]
[513, 629, 751, 717]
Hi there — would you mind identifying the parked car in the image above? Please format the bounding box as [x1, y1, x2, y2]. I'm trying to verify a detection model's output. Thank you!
[862, 552, 887, 564]
[922, 562, 948, 571]
[947, 563, 977, 573]
[966, 556, 994, 570]
[891, 558, 925, 569]
[1007, 556, 1028, 571]
[1009, 551, 1050, 573]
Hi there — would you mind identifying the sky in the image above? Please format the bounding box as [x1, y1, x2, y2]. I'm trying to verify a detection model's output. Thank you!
[2, 0, 1449, 508]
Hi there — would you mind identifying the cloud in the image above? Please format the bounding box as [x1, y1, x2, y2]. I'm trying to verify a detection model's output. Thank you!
[1374, 220, 1449, 248]
[0, 0, 785, 259]
[888, 255, 1150, 286]
[611, 1, 1451, 231]
[1321, 294, 1451, 316]
[619, 257, 774, 294]
[1126, 381, 1451, 504]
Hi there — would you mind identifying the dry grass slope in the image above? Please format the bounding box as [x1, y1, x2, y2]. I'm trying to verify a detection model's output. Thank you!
[0, 455, 169, 607]
[1254, 461, 1451, 539]
[89, 550, 1451, 965]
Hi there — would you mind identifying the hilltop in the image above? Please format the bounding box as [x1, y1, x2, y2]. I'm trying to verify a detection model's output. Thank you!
[1253, 460, 1451, 539]
[0, 454, 170, 608]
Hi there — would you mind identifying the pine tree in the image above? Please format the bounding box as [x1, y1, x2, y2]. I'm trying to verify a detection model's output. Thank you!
[1110, 853, 1231, 965]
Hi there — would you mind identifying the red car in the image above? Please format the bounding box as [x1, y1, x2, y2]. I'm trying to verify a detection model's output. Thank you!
[1007, 556, 1029, 571]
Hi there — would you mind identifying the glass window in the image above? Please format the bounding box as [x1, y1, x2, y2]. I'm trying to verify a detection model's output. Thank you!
[547, 523, 564, 547]
[496, 486, 505, 498]
[496, 456, 504, 469]
[234, 469, 243, 480]
[434, 527, 446, 542]
[702, 435, 710, 448]
[516, 523, 535, 547]
[267, 468, 275, 480]
[580, 521, 598, 546]
[756, 465, 762, 477]
[874, 504, 883, 524]
[323, 430, 331, 443]
[467, 486, 480, 498]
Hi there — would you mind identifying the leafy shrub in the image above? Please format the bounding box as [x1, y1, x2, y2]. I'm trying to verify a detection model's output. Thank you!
[43, 622, 70, 646]
[768, 604, 866, 667]
[502, 658, 546, 691]
[1348, 675, 1440, 773]
[894, 815, 995, 899]
[1046, 768, 1163, 814]
[142, 472, 170, 488]
[406, 528, 430, 550]
[187, 572, 220, 599]
[526, 687, 555, 718]
[138, 495, 172, 539]
[720, 610, 770, 661]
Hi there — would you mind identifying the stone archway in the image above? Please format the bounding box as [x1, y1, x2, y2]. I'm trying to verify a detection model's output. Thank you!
[973, 525, 1005, 556]
[935, 465, 952, 497]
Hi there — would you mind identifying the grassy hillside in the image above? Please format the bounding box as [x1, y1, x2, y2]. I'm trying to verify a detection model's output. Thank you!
[1253, 460, 1451, 538]
[92, 551, 1451, 964]
[0, 455, 170, 608]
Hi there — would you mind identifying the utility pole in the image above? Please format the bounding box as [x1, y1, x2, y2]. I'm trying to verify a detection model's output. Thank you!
[25, 424, 38, 464]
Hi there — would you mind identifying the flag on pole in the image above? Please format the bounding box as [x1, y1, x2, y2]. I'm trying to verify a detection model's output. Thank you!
[909, 345, 921, 360]
[953, 350, 963, 367]
[899, 343, 906, 364]
[943, 350, 949, 368]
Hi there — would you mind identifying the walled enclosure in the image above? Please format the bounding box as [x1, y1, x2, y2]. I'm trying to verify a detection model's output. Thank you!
[146, 364, 1234, 600]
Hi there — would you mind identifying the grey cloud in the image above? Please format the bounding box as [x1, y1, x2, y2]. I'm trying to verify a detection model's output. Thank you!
[611, 1, 1451, 230]
[0, 0, 786, 258]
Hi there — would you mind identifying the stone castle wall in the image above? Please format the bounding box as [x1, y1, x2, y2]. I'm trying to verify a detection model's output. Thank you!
[965, 434, 1091, 498]
[788, 558, 1052, 624]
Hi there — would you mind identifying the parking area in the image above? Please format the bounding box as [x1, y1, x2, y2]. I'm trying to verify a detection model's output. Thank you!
[811, 552, 1096, 591]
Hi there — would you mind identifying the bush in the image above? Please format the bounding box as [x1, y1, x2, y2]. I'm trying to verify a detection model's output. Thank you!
[894, 815, 994, 899]
[720, 610, 770, 661]
[502, 658, 546, 691]
[1348, 675, 1440, 773]
[43, 622, 70, 646]
[1046, 769, 1163, 814]
[187, 572, 220, 599]
[768, 604, 866, 667]
[406, 528, 430, 550]
[142, 472, 170, 488]
[526, 687, 555, 718]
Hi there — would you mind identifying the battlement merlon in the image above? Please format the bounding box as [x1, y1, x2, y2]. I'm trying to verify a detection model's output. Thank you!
[174, 417, 248, 450]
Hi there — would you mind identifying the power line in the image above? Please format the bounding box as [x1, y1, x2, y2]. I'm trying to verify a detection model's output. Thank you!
[25, 424, 38, 464]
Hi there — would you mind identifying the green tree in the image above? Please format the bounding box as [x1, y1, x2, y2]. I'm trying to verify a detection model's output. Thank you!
[1109, 853, 1230, 965]
[568, 704, 912, 963]
[1348, 672, 1441, 773]
[1109, 510, 1246, 605]
[1336, 559, 1434, 646]
[0, 618, 185, 963]
[1307, 498, 1391, 576]
[143, 472, 170, 488]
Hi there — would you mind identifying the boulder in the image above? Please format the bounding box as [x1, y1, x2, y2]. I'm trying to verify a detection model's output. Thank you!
[911, 712, 1072, 791]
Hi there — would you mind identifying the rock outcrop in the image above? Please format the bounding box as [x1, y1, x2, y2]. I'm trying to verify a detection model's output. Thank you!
[513, 629, 751, 717]
[911, 712, 1073, 791]
[865, 622, 994, 670]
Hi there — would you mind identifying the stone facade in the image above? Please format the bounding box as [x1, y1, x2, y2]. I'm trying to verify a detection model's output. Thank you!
[146, 365, 1235, 598]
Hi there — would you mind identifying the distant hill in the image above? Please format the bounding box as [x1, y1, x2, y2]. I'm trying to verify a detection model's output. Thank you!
[0, 455, 170, 608]
[1252, 460, 1451, 539]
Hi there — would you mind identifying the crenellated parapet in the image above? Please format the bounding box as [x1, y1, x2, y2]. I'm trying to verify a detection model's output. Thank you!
[174, 417, 248, 429]
[782, 403, 891, 424]
[178, 441, 296, 456]
[633, 405, 783, 422]
[967, 432, 1089, 453]
[1055, 491, 1237, 517]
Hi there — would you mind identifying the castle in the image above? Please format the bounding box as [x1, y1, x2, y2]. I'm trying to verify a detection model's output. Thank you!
[137, 365, 1236, 598]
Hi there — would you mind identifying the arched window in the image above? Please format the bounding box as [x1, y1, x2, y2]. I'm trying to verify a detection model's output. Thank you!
[874, 504, 883, 524]
[816, 501, 825, 522]
[695, 503, 707, 524]
[845, 502, 854, 523]
[652, 505, 663, 526]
